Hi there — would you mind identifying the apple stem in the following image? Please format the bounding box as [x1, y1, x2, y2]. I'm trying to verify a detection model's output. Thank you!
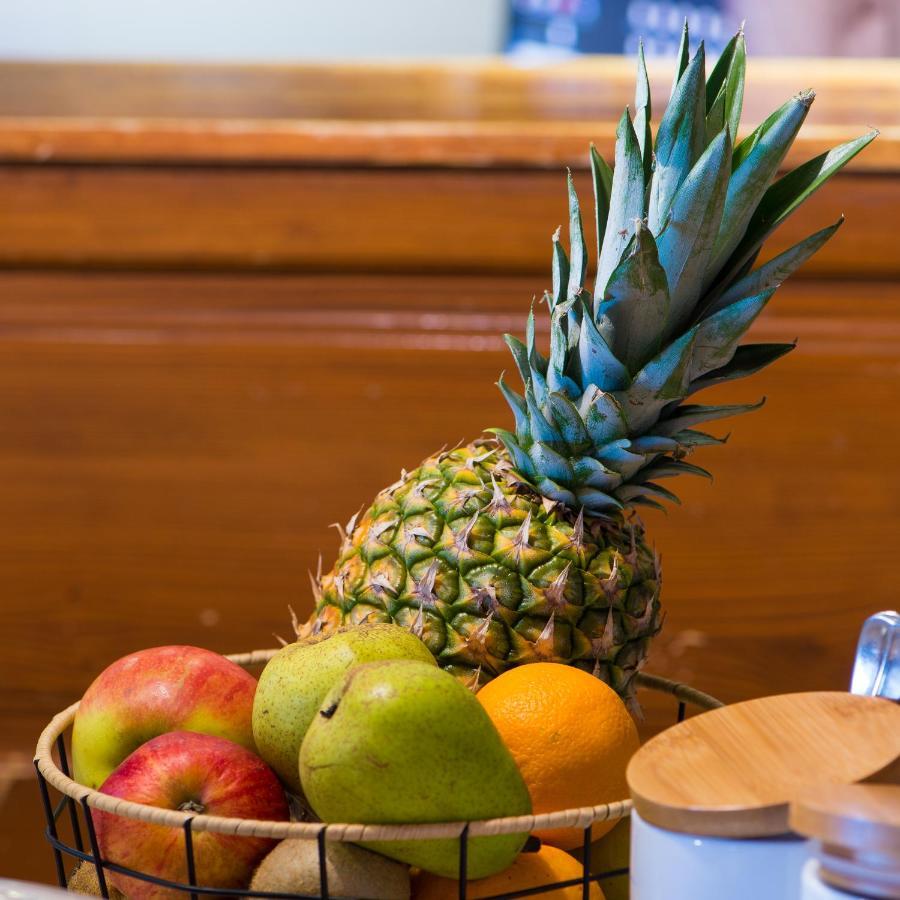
[178, 799, 206, 814]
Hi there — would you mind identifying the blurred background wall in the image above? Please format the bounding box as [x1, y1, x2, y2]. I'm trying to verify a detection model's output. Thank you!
[1, 0, 898, 62]
[2, 0, 510, 61]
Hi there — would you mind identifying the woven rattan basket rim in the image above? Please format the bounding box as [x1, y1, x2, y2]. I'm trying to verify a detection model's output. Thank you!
[34, 648, 722, 842]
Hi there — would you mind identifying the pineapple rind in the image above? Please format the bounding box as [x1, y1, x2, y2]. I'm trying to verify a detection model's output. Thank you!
[307, 442, 660, 699]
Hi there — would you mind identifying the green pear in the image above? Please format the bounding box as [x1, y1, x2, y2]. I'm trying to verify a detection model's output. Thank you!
[253, 624, 435, 794]
[299, 659, 532, 879]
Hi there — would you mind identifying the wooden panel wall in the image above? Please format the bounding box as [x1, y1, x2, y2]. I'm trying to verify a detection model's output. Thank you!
[1, 58, 899, 882]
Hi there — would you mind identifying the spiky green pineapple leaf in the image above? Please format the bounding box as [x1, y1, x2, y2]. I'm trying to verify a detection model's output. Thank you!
[617, 481, 682, 505]
[566, 171, 587, 299]
[575, 486, 624, 512]
[525, 306, 547, 374]
[550, 228, 569, 309]
[525, 308, 550, 405]
[625, 495, 668, 513]
[490, 428, 537, 479]
[528, 441, 576, 485]
[640, 457, 713, 480]
[590, 144, 614, 265]
[648, 43, 707, 233]
[671, 20, 690, 98]
[497, 375, 529, 437]
[549, 306, 567, 370]
[578, 312, 630, 391]
[546, 392, 592, 452]
[596, 439, 646, 478]
[530, 366, 549, 409]
[707, 91, 814, 279]
[494, 31, 874, 517]
[670, 428, 728, 447]
[656, 126, 732, 336]
[536, 476, 578, 506]
[618, 329, 697, 431]
[705, 218, 842, 316]
[548, 308, 581, 397]
[630, 434, 679, 454]
[690, 289, 775, 380]
[504, 334, 530, 385]
[596, 109, 645, 303]
[581, 387, 629, 446]
[573, 456, 621, 491]
[656, 399, 765, 435]
[597, 223, 670, 373]
[705, 28, 745, 141]
[706, 87, 726, 145]
[706, 30, 737, 108]
[755, 129, 877, 228]
[718, 130, 878, 285]
[724, 33, 746, 142]
[688, 342, 795, 394]
[525, 382, 564, 448]
[731, 96, 792, 171]
[634, 40, 653, 181]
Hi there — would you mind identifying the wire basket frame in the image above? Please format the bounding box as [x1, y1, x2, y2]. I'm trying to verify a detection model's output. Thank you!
[34, 649, 723, 900]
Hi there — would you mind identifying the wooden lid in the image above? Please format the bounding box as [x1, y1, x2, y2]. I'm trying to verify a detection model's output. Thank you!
[790, 784, 900, 855]
[791, 785, 900, 898]
[627, 692, 900, 838]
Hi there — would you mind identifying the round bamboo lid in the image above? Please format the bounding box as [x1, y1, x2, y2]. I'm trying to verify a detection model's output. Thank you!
[627, 691, 900, 838]
[790, 783, 900, 853]
[790, 785, 900, 898]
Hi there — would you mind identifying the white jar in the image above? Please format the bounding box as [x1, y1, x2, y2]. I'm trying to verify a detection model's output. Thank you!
[631, 811, 811, 900]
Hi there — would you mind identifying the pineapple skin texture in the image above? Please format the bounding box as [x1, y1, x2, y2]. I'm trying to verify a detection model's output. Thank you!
[305, 441, 661, 701]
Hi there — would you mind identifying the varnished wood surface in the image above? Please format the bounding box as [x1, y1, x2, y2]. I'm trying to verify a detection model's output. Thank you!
[0, 167, 894, 276]
[0, 120, 895, 171]
[0, 58, 897, 169]
[0, 58, 893, 275]
[628, 693, 900, 837]
[3, 57, 898, 125]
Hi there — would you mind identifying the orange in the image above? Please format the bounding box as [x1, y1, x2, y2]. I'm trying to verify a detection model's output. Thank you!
[476, 663, 639, 849]
[413, 845, 604, 900]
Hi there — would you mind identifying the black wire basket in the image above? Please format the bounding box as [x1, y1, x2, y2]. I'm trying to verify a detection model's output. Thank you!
[34, 649, 723, 900]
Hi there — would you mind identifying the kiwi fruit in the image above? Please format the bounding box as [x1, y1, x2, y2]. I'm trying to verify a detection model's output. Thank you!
[67, 861, 125, 898]
[250, 838, 410, 899]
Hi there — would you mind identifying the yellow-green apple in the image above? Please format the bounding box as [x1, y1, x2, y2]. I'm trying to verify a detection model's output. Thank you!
[94, 731, 289, 900]
[73, 645, 257, 789]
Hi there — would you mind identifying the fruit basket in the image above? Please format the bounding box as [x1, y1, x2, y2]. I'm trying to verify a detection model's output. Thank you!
[34, 648, 722, 900]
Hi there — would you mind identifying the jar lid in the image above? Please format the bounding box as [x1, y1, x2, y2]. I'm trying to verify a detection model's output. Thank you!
[790, 784, 900, 854]
[791, 785, 900, 898]
[626, 691, 900, 838]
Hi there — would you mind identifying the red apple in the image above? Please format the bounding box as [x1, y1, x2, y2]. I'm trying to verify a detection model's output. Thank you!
[73, 645, 257, 789]
[94, 731, 289, 899]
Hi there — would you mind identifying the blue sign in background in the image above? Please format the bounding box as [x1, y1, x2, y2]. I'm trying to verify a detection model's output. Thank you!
[507, 0, 731, 58]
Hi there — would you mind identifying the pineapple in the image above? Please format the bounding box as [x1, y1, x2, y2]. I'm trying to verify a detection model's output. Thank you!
[301, 26, 876, 701]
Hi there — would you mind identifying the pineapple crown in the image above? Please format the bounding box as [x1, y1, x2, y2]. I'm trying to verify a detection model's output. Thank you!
[494, 24, 876, 515]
